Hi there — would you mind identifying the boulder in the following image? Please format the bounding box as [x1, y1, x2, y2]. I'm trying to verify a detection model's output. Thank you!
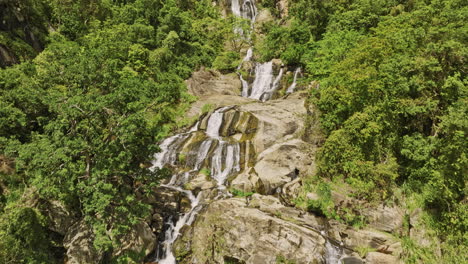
[42, 200, 77, 235]
[365, 252, 401, 264]
[278, 0, 289, 18]
[362, 204, 404, 233]
[185, 69, 252, 119]
[253, 139, 310, 194]
[230, 169, 261, 193]
[342, 229, 400, 251]
[254, 9, 274, 27]
[64, 221, 102, 264]
[281, 178, 302, 203]
[186, 69, 241, 98]
[239, 92, 307, 153]
[112, 222, 156, 258]
[409, 208, 441, 256]
[342, 256, 364, 264]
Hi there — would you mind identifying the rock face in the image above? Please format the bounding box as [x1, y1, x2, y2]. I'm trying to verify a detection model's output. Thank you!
[187, 69, 241, 98]
[42, 200, 77, 236]
[112, 222, 156, 258]
[64, 221, 102, 264]
[363, 204, 405, 234]
[64, 220, 157, 263]
[365, 252, 402, 264]
[174, 195, 327, 264]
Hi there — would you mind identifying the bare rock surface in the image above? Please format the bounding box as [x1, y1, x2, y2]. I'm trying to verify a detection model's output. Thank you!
[363, 204, 405, 233]
[112, 222, 156, 258]
[174, 195, 327, 264]
[64, 221, 102, 264]
[365, 252, 402, 264]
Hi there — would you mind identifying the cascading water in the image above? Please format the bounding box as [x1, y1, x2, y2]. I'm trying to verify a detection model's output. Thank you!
[248, 61, 274, 100]
[231, 0, 257, 21]
[286, 67, 301, 94]
[260, 66, 284, 101]
[324, 240, 346, 264]
[151, 107, 241, 264]
[232, 0, 285, 101]
[231, 0, 242, 17]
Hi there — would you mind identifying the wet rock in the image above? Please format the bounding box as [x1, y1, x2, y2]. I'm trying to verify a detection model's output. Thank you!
[146, 186, 192, 235]
[186, 173, 216, 191]
[342, 256, 364, 264]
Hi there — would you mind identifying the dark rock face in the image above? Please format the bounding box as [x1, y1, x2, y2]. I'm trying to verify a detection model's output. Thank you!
[0, 44, 18, 67]
[342, 256, 364, 264]
[0, 1, 48, 67]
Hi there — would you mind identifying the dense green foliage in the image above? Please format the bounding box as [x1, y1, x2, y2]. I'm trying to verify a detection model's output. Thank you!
[0, 0, 235, 262]
[259, 0, 466, 261]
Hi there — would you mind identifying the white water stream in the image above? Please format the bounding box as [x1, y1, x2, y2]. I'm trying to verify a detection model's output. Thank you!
[286, 67, 301, 94]
[152, 107, 241, 263]
[232, 0, 287, 101]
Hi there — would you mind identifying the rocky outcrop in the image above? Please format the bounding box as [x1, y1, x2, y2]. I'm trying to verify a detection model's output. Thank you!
[112, 222, 156, 258]
[365, 252, 402, 264]
[42, 200, 77, 236]
[363, 204, 405, 234]
[145, 186, 193, 235]
[174, 195, 328, 264]
[64, 220, 158, 263]
[64, 221, 102, 264]
[187, 69, 241, 98]
[327, 219, 403, 262]
[0, 44, 18, 67]
[408, 208, 441, 256]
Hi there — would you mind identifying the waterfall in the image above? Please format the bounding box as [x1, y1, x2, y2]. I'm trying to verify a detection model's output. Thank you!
[151, 134, 190, 170]
[151, 2, 306, 263]
[324, 240, 346, 264]
[319, 229, 347, 264]
[206, 106, 231, 138]
[151, 107, 242, 264]
[231, 0, 242, 17]
[231, 0, 284, 101]
[261, 66, 284, 101]
[243, 47, 253, 62]
[238, 48, 252, 97]
[211, 142, 241, 188]
[240, 74, 249, 97]
[242, 0, 258, 22]
[286, 67, 301, 94]
[248, 62, 273, 100]
[231, 0, 257, 21]
[156, 185, 202, 264]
